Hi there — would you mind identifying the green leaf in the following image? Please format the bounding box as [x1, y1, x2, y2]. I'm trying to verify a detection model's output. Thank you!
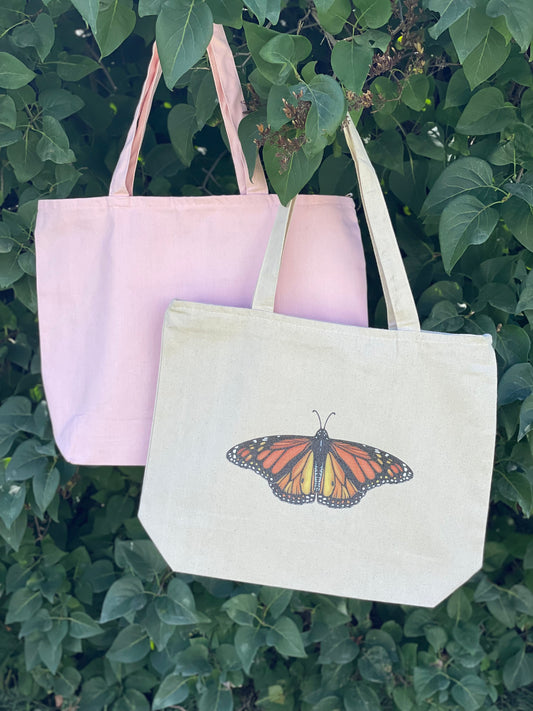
[331, 39, 373, 93]
[6, 586, 42, 623]
[439, 195, 499, 273]
[315, 0, 351, 34]
[456, 87, 516, 135]
[99, 575, 147, 623]
[423, 157, 494, 215]
[259, 34, 312, 84]
[451, 675, 489, 711]
[0, 475, 25, 529]
[243, 0, 281, 25]
[503, 644, 533, 691]
[94, 0, 136, 57]
[358, 645, 393, 683]
[206, 0, 242, 27]
[112, 689, 150, 711]
[156, 0, 213, 89]
[267, 616, 306, 658]
[449, 6, 492, 62]
[299, 74, 345, 155]
[6, 438, 50, 481]
[222, 594, 258, 626]
[40, 89, 85, 121]
[234, 625, 266, 674]
[78, 677, 116, 711]
[343, 683, 381, 711]
[70, 0, 98, 29]
[495, 325, 530, 368]
[155, 578, 203, 624]
[462, 29, 510, 90]
[174, 644, 212, 676]
[318, 626, 359, 664]
[446, 588, 472, 622]
[167, 104, 197, 166]
[259, 587, 293, 620]
[107, 624, 151, 663]
[502, 197, 533, 250]
[428, 0, 476, 39]
[518, 394, 533, 439]
[55, 53, 101, 81]
[152, 674, 189, 710]
[6, 133, 43, 182]
[0, 95, 16, 130]
[0, 53, 35, 89]
[498, 363, 533, 405]
[413, 666, 450, 702]
[32, 467, 59, 512]
[401, 74, 429, 111]
[0, 510, 27, 551]
[69, 611, 103, 639]
[0, 397, 31, 457]
[114, 539, 167, 581]
[353, 0, 392, 28]
[487, 0, 533, 52]
[445, 68, 470, 108]
[263, 140, 322, 204]
[366, 129, 404, 173]
[138, 0, 163, 15]
[198, 680, 233, 711]
[37, 115, 75, 164]
[11, 13, 55, 62]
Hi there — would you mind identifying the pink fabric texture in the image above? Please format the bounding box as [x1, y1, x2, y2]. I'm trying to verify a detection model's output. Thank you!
[35, 25, 367, 466]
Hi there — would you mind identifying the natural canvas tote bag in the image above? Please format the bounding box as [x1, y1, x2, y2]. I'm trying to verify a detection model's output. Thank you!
[35, 25, 367, 467]
[139, 116, 497, 607]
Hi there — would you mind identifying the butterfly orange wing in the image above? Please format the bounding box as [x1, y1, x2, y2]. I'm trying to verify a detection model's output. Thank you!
[317, 439, 414, 508]
[227, 435, 317, 505]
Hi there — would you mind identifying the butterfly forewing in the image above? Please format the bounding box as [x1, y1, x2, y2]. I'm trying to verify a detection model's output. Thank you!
[227, 436, 317, 504]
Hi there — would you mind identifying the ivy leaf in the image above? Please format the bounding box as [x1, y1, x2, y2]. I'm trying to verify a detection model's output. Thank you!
[439, 195, 499, 273]
[243, 0, 281, 25]
[298, 74, 345, 155]
[428, 0, 476, 39]
[263, 141, 322, 204]
[152, 674, 189, 710]
[331, 39, 374, 93]
[0, 52, 35, 89]
[107, 624, 151, 663]
[156, 0, 213, 89]
[487, 0, 533, 52]
[456, 87, 516, 135]
[462, 29, 510, 90]
[37, 115, 75, 164]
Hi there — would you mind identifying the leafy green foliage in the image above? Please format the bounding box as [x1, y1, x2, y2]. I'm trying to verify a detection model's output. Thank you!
[0, 1, 532, 709]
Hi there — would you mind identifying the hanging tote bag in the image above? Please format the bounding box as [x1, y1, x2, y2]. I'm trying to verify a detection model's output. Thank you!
[139, 117, 497, 607]
[35, 26, 367, 467]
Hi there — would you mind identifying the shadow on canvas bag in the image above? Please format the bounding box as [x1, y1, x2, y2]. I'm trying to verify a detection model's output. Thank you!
[35, 25, 368, 466]
[139, 117, 497, 607]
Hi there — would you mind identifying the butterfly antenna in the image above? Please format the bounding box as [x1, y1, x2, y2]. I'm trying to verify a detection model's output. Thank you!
[312, 410, 323, 429]
[324, 412, 336, 428]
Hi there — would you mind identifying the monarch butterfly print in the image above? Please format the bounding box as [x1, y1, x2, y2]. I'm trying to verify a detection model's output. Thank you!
[226, 412, 413, 509]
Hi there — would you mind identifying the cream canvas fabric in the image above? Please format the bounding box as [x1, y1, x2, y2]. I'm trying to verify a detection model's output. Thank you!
[139, 118, 497, 607]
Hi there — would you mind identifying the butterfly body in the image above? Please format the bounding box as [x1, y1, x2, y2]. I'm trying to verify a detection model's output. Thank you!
[227, 414, 413, 509]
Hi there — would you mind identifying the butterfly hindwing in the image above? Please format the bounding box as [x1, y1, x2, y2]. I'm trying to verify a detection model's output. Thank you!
[227, 435, 317, 505]
[317, 439, 414, 509]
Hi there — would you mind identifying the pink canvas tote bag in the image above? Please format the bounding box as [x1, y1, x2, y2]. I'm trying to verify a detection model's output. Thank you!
[35, 25, 367, 467]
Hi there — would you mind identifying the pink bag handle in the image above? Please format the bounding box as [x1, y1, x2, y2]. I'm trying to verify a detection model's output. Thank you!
[110, 24, 268, 196]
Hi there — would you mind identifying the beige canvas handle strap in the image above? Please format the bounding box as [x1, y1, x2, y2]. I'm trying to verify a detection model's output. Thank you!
[252, 199, 295, 312]
[252, 117, 420, 332]
[343, 115, 420, 331]
[110, 25, 268, 197]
